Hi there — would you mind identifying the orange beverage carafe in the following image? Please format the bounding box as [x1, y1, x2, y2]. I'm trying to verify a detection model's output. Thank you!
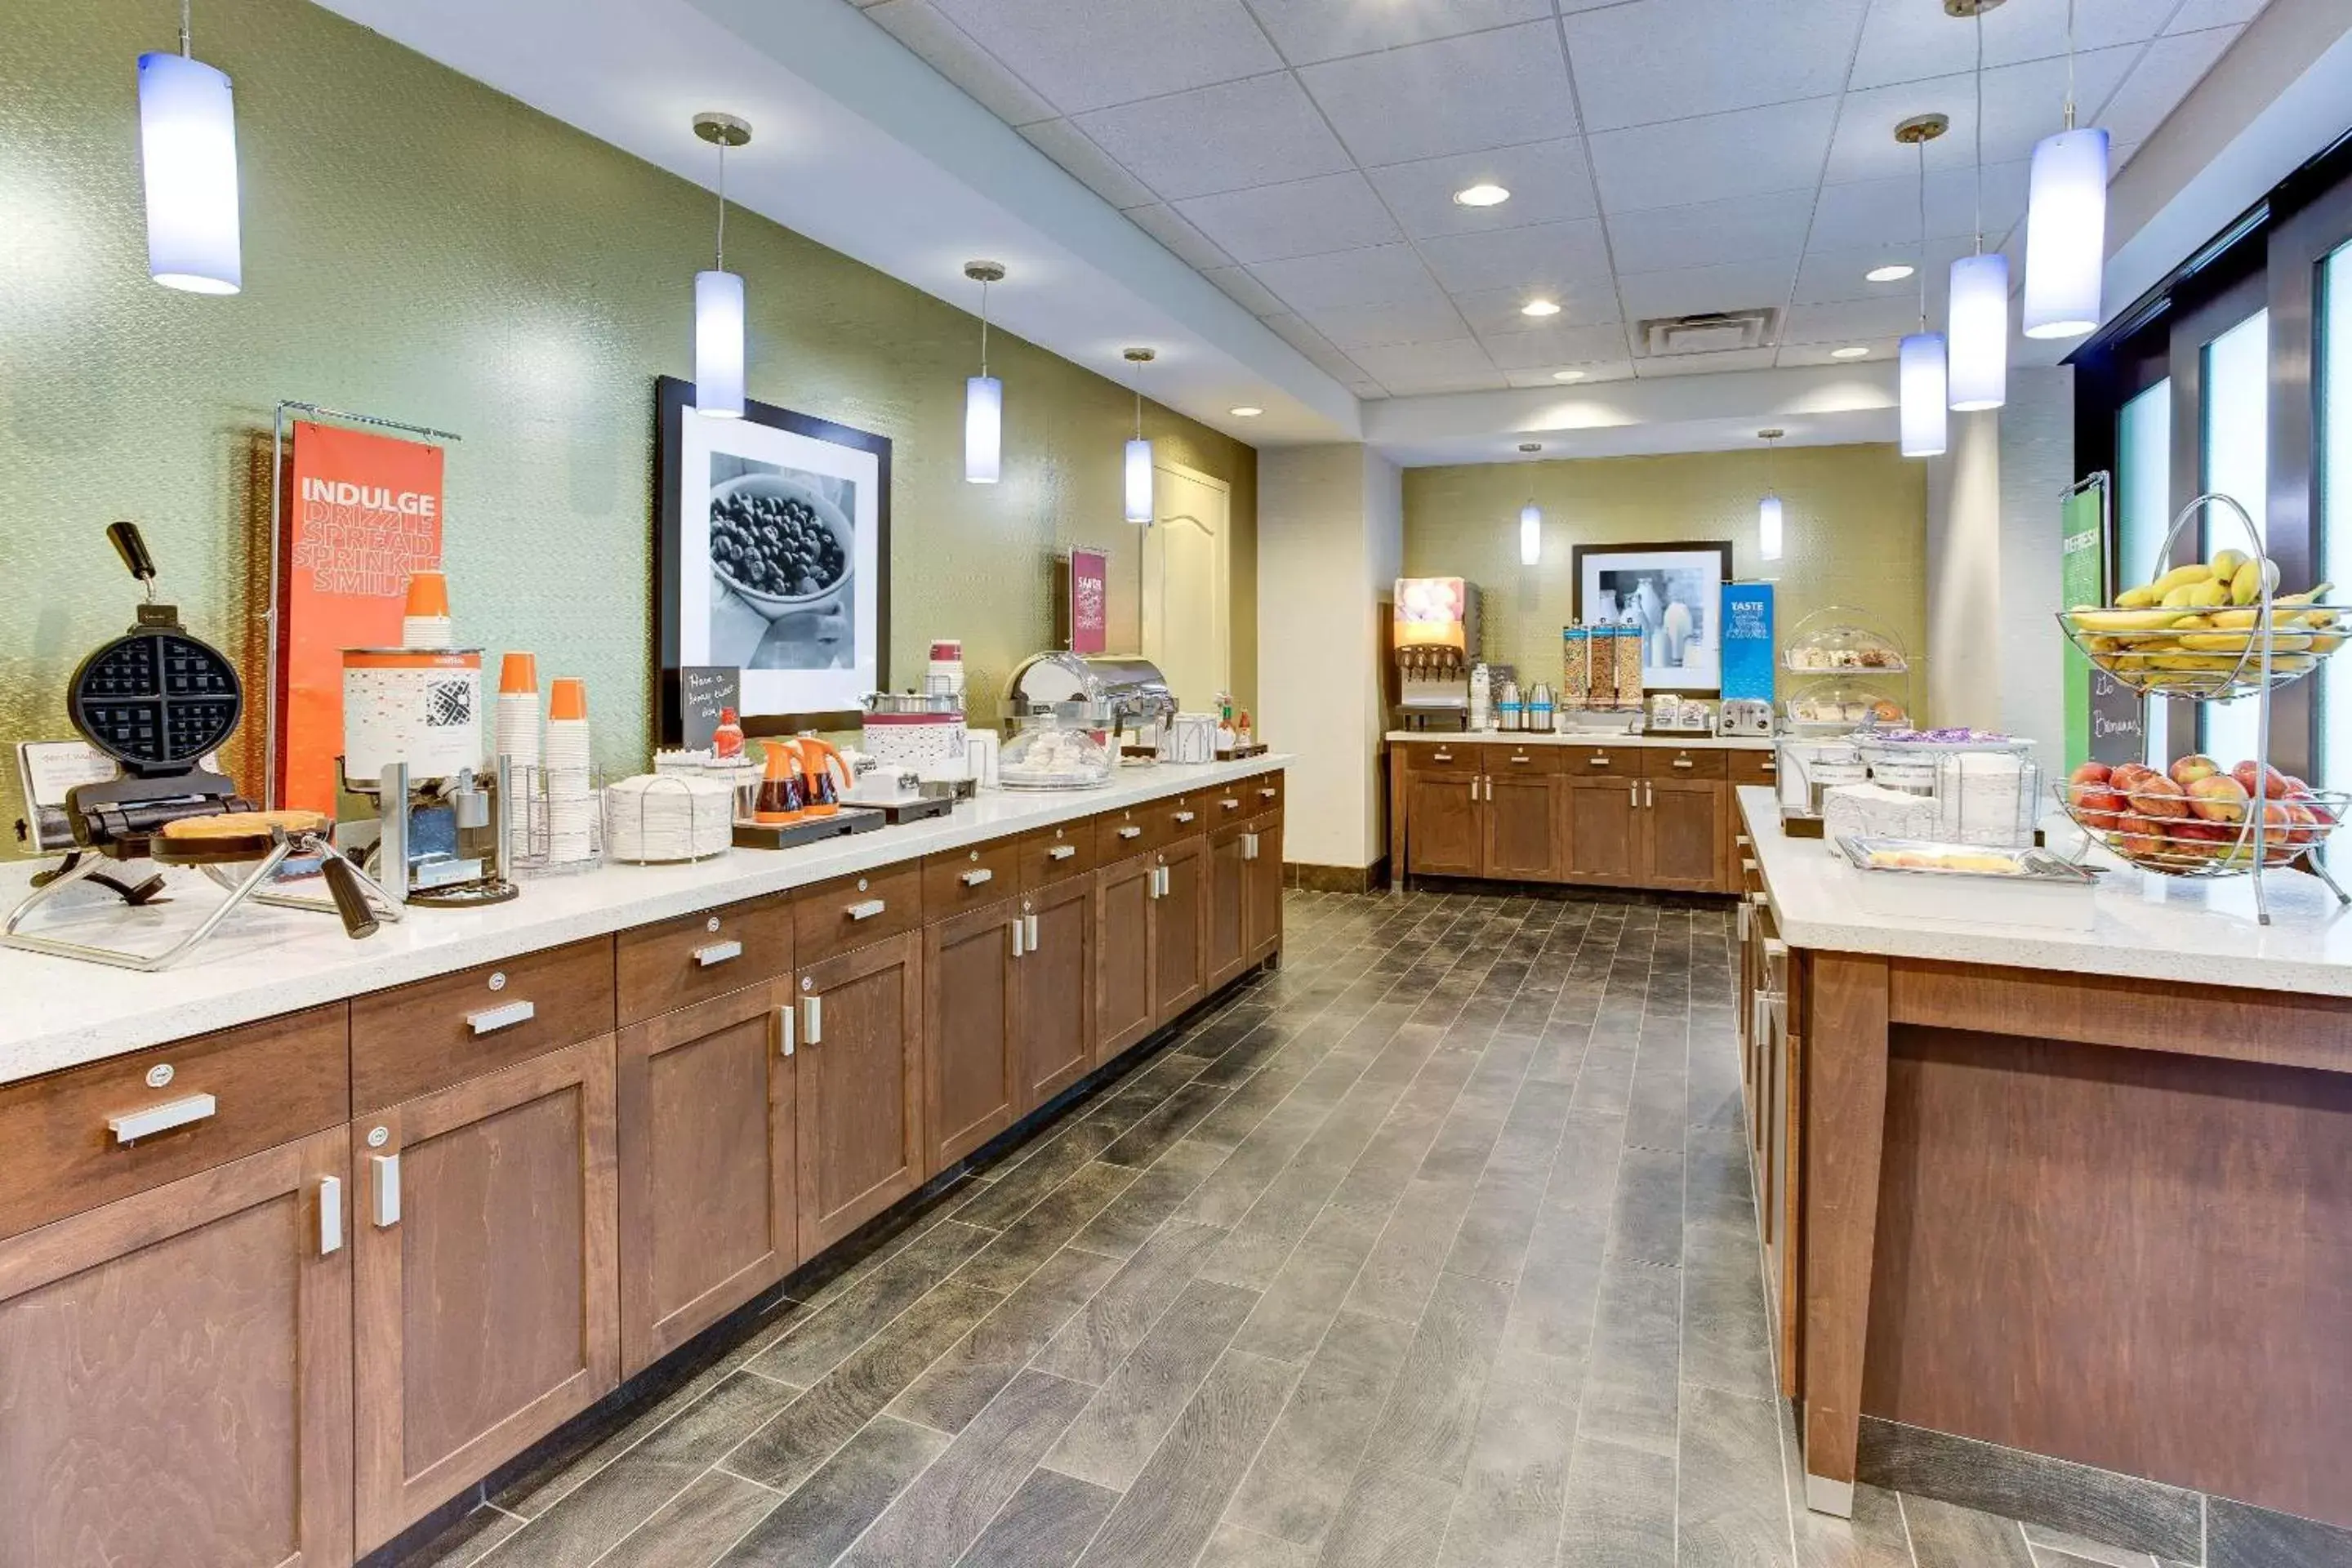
[795, 737, 851, 816]
[752, 742, 808, 823]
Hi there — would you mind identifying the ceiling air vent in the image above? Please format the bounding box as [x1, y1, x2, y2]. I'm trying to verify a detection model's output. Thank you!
[1639, 308, 1778, 357]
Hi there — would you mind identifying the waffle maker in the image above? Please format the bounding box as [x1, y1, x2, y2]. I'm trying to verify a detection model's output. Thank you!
[2, 523, 402, 971]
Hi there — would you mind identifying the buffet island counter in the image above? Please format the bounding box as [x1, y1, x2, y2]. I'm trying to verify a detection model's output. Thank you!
[1734, 785, 2352, 1559]
[0, 757, 1284, 1566]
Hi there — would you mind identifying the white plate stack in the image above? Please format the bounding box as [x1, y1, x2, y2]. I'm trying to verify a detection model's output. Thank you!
[605, 775, 733, 862]
[543, 677, 597, 866]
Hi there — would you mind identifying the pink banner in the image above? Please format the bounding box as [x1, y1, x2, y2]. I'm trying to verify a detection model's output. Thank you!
[1068, 548, 1107, 654]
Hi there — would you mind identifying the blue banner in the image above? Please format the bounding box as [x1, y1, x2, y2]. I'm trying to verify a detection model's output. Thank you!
[1720, 583, 1775, 704]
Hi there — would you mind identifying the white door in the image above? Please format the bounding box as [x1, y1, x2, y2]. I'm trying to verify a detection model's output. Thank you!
[1142, 460, 1231, 715]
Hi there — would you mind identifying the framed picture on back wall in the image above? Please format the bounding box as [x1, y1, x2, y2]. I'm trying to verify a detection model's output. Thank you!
[653, 375, 890, 738]
[1572, 541, 1733, 694]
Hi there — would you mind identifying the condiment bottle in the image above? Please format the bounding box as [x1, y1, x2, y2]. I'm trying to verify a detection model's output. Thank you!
[1236, 710, 1253, 747]
[711, 706, 745, 760]
[753, 742, 807, 823]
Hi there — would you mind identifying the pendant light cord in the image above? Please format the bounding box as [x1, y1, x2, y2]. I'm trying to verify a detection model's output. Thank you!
[180, 0, 192, 56]
[1972, 6, 1986, 254]
[978, 278, 991, 377]
[714, 140, 728, 271]
[1132, 361, 1143, 441]
[1917, 137, 1931, 332]
[2064, 0, 2078, 130]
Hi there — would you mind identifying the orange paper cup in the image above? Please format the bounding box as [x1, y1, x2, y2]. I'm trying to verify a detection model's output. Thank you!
[499, 651, 539, 696]
[403, 570, 451, 620]
[548, 677, 588, 721]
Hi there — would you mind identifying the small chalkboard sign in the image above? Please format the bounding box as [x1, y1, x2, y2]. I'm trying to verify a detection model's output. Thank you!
[678, 666, 741, 751]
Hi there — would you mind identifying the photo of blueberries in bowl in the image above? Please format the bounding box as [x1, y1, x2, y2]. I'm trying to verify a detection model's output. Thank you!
[708, 473, 853, 616]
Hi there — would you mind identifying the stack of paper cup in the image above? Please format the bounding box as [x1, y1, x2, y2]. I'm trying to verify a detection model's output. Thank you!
[495, 653, 541, 861]
[544, 677, 596, 865]
[401, 572, 455, 649]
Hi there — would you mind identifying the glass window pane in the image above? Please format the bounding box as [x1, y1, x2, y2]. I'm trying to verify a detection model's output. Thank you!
[2323, 245, 2352, 807]
[2200, 310, 2270, 765]
[2117, 380, 2172, 763]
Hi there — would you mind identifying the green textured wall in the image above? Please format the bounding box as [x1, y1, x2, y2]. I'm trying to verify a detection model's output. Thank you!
[1405, 445, 1927, 701]
[0, 0, 1256, 853]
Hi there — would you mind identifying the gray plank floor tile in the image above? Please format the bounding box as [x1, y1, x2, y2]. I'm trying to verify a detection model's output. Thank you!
[1224, 1308, 1417, 1548]
[1556, 1435, 1678, 1568]
[1356, 1268, 1514, 1486]
[956, 1160, 1140, 1294]
[1069, 1139, 1231, 1258]
[952, 1120, 1122, 1231]
[1032, 1220, 1228, 1384]
[1198, 1521, 1321, 1568]
[394, 1503, 527, 1567]
[1677, 1383, 1794, 1567]
[1577, 1258, 1683, 1458]
[950, 1468, 1120, 1568]
[715, 1414, 950, 1566]
[1045, 1278, 1262, 1490]
[1904, 1494, 2038, 1568]
[1431, 1362, 1577, 1568]
[748, 1220, 994, 1388]
[1681, 1216, 1778, 1401]
[1312, 1463, 1457, 1568]
[598, 1472, 780, 1568]
[1344, 1176, 1479, 1324]
[1231, 1235, 1375, 1365]
[889, 1245, 1120, 1433]
[843, 1371, 1095, 1568]
[1076, 1350, 1302, 1568]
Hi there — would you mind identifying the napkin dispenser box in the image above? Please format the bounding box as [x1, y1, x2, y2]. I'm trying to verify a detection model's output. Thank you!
[841, 766, 924, 806]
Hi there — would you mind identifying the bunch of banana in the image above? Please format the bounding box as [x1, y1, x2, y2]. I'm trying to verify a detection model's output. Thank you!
[2113, 550, 2281, 611]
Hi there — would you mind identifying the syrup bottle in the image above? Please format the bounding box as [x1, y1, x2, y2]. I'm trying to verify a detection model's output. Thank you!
[712, 706, 745, 760]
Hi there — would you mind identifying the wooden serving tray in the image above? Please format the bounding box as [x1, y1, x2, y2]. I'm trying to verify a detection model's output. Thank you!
[730, 808, 887, 850]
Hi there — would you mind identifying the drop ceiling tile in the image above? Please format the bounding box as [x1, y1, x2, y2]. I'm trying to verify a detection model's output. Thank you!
[1615, 259, 1797, 322]
[1260, 311, 1374, 381]
[1823, 49, 2137, 186]
[1248, 245, 1450, 311]
[1806, 161, 2029, 252]
[1201, 265, 1288, 315]
[1243, 0, 1555, 66]
[1416, 219, 1615, 297]
[1299, 296, 1472, 350]
[1074, 73, 1352, 201]
[1021, 119, 1160, 207]
[1383, 369, 1513, 395]
[2097, 26, 2242, 149]
[1452, 286, 1620, 336]
[1562, 0, 1869, 133]
[1603, 193, 1815, 275]
[1848, 0, 2165, 91]
[1503, 359, 1636, 387]
[1364, 137, 1599, 239]
[1175, 172, 1403, 263]
[1782, 296, 1922, 345]
[2166, 0, 2266, 30]
[1790, 238, 1974, 306]
[1633, 346, 1781, 376]
[1477, 322, 1633, 368]
[1588, 97, 1839, 214]
[1346, 337, 1502, 383]
[932, 0, 1282, 114]
[866, 0, 1058, 127]
[1298, 23, 1579, 167]
[1777, 336, 1903, 368]
[1122, 203, 1238, 270]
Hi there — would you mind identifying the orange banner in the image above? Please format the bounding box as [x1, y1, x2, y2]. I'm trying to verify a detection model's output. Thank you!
[275, 421, 444, 811]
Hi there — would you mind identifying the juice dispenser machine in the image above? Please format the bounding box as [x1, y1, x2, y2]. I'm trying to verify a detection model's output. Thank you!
[1392, 577, 1481, 730]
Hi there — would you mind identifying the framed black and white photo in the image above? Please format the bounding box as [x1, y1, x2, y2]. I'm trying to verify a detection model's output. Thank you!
[654, 376, 889, 737]
[1571, 541, 1733, 694]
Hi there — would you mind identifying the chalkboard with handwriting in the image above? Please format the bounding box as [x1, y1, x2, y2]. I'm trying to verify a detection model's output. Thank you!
[677, 666, 741, 751]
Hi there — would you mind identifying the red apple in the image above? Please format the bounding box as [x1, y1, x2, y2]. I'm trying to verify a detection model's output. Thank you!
[2127, 773, 2190, 820]
[2115, 813, 2168, 858]
[2171, 753, 2222, 788]
[2284, 802, 2323, 848]
[2112, 762, 2158, 791]
[2231, 760, 2294, 799]
[2069, 760, 2113, 789]
[2282, 776, 2310, 794]
[2072, 786, 2128, 828]
[2186, 774, 2250, 823]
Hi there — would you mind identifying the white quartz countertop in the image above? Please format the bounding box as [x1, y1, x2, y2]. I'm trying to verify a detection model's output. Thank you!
[1388, 730, 1773, 751]
[0, 755, 1289, 1086]
[1737, 786, 2352, 996]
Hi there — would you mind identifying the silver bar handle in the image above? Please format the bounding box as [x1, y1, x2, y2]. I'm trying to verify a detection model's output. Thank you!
[1174, 810, 1196, 824]
[1762, 760, 1777, 773]
[1645, 781, 1654, 808]
[1510, 754, 1531, 764]
[467, 999, 536, 1036]
[802, 994, 823, 1044]
[1118, 824, 1143, 840]
[107, 1091, 216, 1144]
[776, 1005, 795, 1057]
[693, 938, 743, 967]
[1588, 755, 1611, 765]
[1049, 844, 1077, 861]
[1432, 751, 1454, 762]
[846, 898, 886, 920]
[1025, 912, 1040, 949]
[319, 1176, 344, 1256]
[371, 1153, 401, 1228]
[1736, 902, 1752, 941]
[1469, 778, 1478, 804]
[1673, 758, 1694, 769]
[1259, 786, 1278, 800]
[1241, 832, 1259, 861]
[1012, 916, 1026, 958]
[960, 868, 994, 887]
[1628, 782, 1638, 808]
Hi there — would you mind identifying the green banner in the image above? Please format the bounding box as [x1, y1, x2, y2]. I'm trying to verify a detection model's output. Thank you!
[2060, 483, 2105, 772]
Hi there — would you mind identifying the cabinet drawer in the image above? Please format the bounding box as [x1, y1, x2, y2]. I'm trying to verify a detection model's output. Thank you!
[354, 938, 616, 1113]
[1241, 771, 1284, 813]
[1405, 742, 1480, 775]
[617, 894, 794, 1027]
[795, 860, 925, 964]
[1644, 746, 1731, 780]
[0, 1005, 350, 1240]
[1097, 803, 1161, 858]
[1560, 745, 1637, 777]
[1018, 821, 1098, 889]
[923, 837, 1023, 916]
[1156, 792, 1208, 844]
[1487, 745, 1566, 774]
[1729, 748, 1778, 787]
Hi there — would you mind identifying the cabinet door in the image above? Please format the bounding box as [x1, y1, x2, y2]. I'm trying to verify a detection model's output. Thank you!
[1642, 778, 1728, 892]
[1095, 853, 1156, 1063]
[1205, 821, 1252, 992]
[354, 1037, 619, 1550]
[0, 1128, 352, 1568]
[1152, 836, 1209, 1025]
[924, 900, 1021, 1174]
[1405, 772, 1484, 876]
[1562, 777, 1642, 885]
[617, 984, 795, 1378]
[795, 933, 924, 1256]
[1019, 875, 1096, 1111]
[1246, 815, 1285, 966]
[1483, 774, 1561, 881]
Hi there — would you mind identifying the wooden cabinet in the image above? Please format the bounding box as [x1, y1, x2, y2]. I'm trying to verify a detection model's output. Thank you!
[1096, 852, 1157, 1062]
[923, 900, 1021, 1174]
[793, 933, 924, 1255]
[617, 985, 795, 1377]
[353, 1036, 619, 1548]
[1642, 777, 1731, 891]
[1247, 815, 1285, 967]
[0, 1127, 354, 1568]
[617, 896, 793, 1027]
[1484, 773, 1564, 881]
[1152, 835, 1209, 1025]
[1563, 775, 1642, 884]
[351, 938, 615, 1115]
[1405, 769, 1485, 876]
[1206, 820, 1253, 992]
[1018, 875, 1096, 1111]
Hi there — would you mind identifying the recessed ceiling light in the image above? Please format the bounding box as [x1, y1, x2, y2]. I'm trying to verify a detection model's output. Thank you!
[1866, 263, 1917, 283]
[1551, 369, 1587, 383]
[1453, 183, 1510, 207]
[1229, 406, 1263, 417]
[1521, 299, 1561, 318]
[1831, 345, 1872, 359]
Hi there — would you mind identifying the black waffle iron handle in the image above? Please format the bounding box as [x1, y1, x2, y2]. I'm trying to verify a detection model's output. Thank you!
[320, 850, 380, 940]
[106, 522, 158, 599]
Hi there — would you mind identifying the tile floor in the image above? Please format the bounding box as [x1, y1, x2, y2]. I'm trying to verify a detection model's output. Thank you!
[397, 889, 2147, 1568]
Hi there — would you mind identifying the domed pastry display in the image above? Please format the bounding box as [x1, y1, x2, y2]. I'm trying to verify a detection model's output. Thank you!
[1784, 678, 1906, 732]
[998, 712, 1114, 790]
[1782, 614, 1909, 673]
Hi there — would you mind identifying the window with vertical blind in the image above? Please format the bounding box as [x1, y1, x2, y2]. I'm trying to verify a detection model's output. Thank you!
[2321, 243, 2352, 800]
[2117, 381, 2172, 764]
[2201, 310, 2270, 764]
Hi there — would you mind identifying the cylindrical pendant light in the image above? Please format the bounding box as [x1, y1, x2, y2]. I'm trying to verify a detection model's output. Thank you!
[1517, 443, 1544, 566]
[1946, 0, 2007, 412]
[1123, 347, 1156, 524]
[2022, 3, 2108, 341]
[1757, 430, 1784, 564]
[963, 261, 1004, 483]
[138, 3, 241, 295]
[692, 113, 751, 419]
[1895, 114, 1950, 458]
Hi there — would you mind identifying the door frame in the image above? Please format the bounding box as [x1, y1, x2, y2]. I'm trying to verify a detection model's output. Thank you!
[1143, 457, 1232, 710]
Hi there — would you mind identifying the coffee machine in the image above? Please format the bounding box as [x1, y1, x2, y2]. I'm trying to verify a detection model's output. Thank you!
[1392, 577, 1481, 730]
